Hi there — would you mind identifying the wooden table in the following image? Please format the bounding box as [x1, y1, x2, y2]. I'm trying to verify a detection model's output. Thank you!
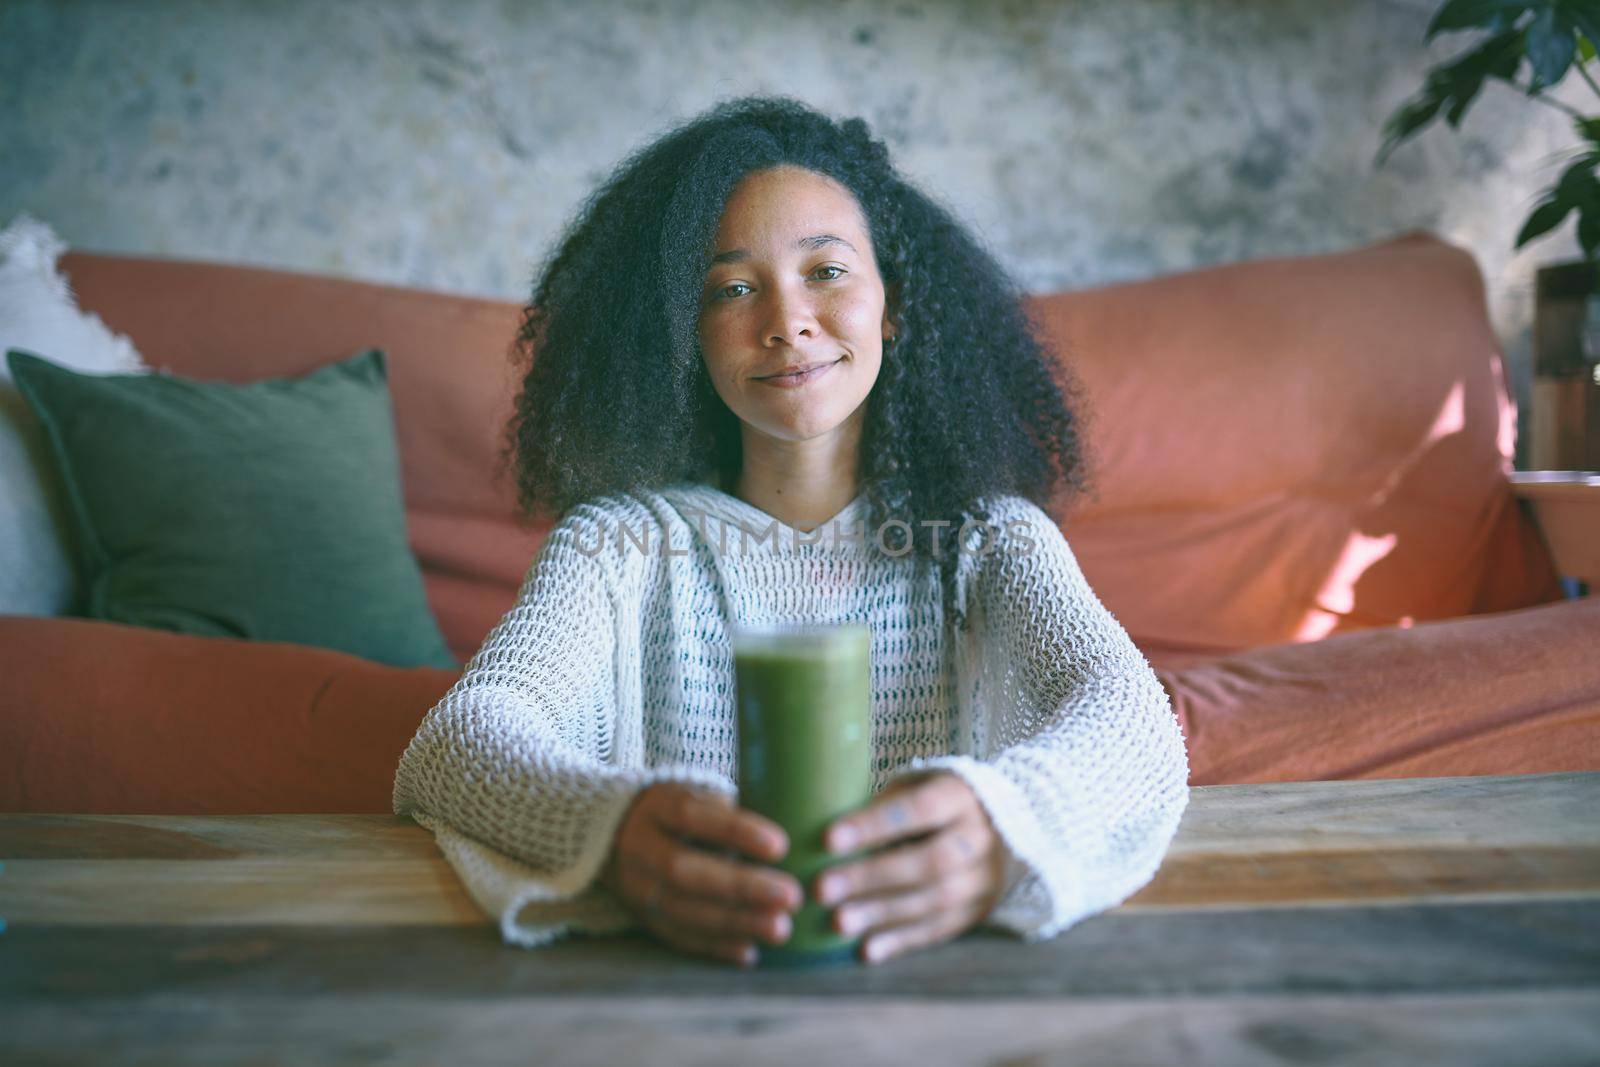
[3, 773, 1598, 1066]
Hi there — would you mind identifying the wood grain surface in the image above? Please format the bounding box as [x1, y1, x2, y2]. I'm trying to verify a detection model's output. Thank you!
[5, 991, 1600, 1067]
[2, 772, 1597, 1066]
[5, 772, 1597, 925]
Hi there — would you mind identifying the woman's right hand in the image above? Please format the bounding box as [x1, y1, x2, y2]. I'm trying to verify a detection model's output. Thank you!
[598, 782, 802, 967]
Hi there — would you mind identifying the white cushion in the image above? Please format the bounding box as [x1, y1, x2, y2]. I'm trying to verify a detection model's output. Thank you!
[1, 214, 148, 616]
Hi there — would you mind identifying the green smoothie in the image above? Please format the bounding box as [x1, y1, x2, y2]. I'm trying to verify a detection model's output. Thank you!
[733, 623, 872, 967]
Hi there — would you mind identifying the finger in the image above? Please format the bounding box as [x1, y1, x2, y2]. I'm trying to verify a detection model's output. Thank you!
[649, 919, 760, 969]
[859, 893, 997, 965]
[660, 892, 794, 946]
[816, 821, 987, 906]
[653, 789, 789, 862]
[830, 862, 992, 939]
[825, 773, 972, 855]
[640, 830, 803, 912]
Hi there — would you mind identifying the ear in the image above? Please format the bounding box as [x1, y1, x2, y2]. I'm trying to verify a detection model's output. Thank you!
[881, 282, 901, 343]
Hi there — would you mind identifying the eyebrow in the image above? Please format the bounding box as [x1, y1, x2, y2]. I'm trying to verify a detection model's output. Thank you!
[710, 234, 858, 265]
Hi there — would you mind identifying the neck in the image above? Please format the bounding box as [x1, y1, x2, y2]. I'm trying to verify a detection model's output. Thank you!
[733, 409, 863, 532]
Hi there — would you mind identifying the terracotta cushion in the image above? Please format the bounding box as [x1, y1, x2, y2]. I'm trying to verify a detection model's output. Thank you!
[1161, 596, 1600, 785]
[1037, 231, 1562, 659]
[0, 615, 456, 814]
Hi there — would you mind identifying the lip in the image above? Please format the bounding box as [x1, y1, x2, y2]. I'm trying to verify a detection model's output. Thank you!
[755, 356, 843, 388]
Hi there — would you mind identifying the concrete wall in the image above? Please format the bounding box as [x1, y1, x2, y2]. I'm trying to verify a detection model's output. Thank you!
[3, 0, 1588, 463]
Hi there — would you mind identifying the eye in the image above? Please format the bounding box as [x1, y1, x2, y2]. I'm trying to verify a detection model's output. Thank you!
[715, 282, 752, 300]
[812, 264, 846, 281]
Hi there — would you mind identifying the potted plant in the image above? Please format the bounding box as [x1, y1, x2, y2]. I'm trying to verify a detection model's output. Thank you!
[1377, 0, 1600, 469]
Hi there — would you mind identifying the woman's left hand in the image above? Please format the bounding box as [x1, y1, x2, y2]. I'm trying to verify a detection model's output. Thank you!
[813, 771, 1009, 964]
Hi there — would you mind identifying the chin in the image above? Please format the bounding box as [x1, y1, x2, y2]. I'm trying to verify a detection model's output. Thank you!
[771, 407, 855, 440]
[734, 377, 875, 443]
[761, 416, 849, 443]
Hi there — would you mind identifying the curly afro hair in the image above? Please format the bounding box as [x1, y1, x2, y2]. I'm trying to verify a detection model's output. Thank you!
[503, 94, 1095, 631]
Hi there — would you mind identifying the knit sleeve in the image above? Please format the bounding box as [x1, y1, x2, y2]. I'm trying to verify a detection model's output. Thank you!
[888, 496, 1190, 942]
[392, 502, 735, 949]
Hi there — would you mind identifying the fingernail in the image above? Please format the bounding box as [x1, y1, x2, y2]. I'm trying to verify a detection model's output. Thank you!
[772, 913, 792, 943]
[830, 827, 857, 853]
[816, 876, 838, 905]
[836, 908, 858, 936]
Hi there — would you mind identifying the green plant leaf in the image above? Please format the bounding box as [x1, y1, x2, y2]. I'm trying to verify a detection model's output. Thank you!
[1426, 0, 1533, 40]
[1443, 28, 1528, 124]
[1516, 195, 1577, 247]
[1514, 153, 1600, 252]
[1554, 151, 1600, 197]
[1377, 26, 1526, 163]
[1577, 203, 1600, 259]
[1377, 97, 1447, 164]
[1568, 5, 1600, 58]
[1526, 8, 1578, 89]
[1577, 116, 1600, 146]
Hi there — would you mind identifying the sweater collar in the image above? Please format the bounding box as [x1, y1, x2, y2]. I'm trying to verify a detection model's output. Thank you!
[659, 482, 874, 557]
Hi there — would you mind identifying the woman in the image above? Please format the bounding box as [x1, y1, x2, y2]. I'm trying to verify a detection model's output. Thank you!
[393, 96, 1189, 968]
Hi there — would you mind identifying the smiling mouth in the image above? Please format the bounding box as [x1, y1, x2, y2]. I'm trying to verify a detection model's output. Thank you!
[757, 356, 844, 381]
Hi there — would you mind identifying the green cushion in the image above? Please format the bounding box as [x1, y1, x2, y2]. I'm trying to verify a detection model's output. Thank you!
[6, 347, 457, 670]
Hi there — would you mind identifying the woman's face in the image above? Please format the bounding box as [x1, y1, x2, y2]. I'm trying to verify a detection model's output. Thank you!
[698, 165, 893, 447]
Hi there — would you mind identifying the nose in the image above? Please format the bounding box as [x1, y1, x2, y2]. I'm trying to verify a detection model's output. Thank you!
[761, 282, 819, 348]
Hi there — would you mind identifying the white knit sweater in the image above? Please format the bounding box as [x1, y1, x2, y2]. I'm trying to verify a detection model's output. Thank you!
[392, 482, 1190, 949]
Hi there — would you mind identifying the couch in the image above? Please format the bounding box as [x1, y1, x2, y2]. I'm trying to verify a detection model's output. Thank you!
[3, 230, 1597, 814]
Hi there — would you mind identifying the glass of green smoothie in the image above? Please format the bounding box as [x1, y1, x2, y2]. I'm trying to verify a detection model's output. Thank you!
[732, 622, 873, 968]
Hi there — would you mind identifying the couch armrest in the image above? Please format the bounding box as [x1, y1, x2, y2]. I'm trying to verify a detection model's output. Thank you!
[1509, 472, 1600, 589]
